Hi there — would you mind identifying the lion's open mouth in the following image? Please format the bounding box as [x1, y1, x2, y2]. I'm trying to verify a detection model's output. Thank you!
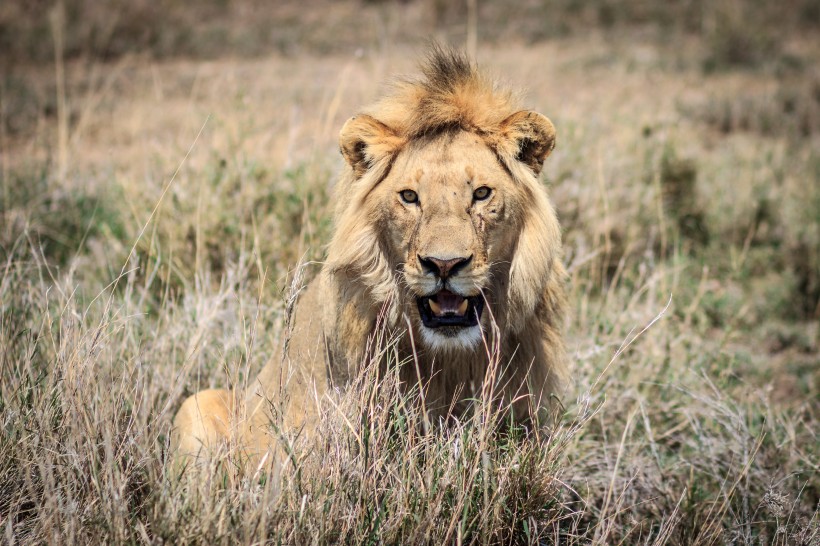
[416, 289, 484, 328]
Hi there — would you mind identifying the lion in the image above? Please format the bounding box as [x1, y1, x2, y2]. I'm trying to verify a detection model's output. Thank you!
[172, 48, 569, 468]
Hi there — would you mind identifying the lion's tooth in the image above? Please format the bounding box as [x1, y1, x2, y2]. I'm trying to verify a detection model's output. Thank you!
[429, 299, 442, 316]
[458, 299, 468, 315]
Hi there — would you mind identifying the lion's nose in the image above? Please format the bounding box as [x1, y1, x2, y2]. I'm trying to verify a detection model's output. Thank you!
[418, 255, 472, 279]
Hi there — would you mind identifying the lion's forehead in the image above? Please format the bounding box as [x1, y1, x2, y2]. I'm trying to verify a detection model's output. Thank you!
[392, 131, 505, 187]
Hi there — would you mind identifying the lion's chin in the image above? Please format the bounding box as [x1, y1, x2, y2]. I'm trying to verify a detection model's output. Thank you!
[418, 324, 483, 352]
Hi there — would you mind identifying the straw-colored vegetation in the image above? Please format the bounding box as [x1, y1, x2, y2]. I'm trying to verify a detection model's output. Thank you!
[1, 1, 818, 544]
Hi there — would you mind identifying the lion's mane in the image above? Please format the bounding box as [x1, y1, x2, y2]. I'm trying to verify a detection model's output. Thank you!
[323, 47, 568, 416]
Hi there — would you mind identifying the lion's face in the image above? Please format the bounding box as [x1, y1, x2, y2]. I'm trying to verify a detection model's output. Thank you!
[331, 101, 559, 356]
[376, 131, 524, 350]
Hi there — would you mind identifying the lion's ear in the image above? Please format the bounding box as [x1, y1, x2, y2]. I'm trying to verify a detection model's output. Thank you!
[497, 111, 556, 175]
[339, 115, 404, 178]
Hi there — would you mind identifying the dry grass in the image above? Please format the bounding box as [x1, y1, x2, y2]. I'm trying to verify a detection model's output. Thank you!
[1, 2, 819, 544]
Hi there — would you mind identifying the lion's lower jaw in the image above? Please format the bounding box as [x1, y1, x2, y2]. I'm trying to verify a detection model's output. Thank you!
[418, 324, 484, 353]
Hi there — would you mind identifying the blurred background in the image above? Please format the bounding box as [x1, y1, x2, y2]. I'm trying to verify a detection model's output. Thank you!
[1, 1, 818, 543]
[2, 0, 819, 65]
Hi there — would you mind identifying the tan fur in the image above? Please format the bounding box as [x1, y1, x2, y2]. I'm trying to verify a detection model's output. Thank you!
[172, 47, 569, 470]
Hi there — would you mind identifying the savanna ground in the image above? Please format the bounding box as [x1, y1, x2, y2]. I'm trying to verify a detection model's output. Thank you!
[1, 1, 818, 544]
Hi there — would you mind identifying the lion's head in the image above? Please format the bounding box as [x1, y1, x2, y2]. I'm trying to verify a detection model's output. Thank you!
[326, 48, 564, 358]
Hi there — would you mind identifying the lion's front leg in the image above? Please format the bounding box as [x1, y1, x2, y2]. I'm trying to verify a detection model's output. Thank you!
[171, 388, 235, 465]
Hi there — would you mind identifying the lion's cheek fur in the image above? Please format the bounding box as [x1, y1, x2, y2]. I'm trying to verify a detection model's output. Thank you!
[324, 276, 378, 383]
[383, 205, 419, 270]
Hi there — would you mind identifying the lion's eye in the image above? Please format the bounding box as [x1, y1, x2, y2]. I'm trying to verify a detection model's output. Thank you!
[400, 189, 418, 204]
[473, 186, 492, 201]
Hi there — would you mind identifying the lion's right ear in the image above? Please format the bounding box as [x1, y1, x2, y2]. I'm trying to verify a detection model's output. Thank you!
[339, 115, 404, 178]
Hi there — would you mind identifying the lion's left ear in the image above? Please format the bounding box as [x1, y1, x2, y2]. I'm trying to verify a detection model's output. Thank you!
[339, 114, 404, 178]
[496, 111, 556, 175]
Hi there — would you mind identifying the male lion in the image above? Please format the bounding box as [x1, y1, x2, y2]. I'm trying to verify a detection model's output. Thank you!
[172, 48, 568, 467]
